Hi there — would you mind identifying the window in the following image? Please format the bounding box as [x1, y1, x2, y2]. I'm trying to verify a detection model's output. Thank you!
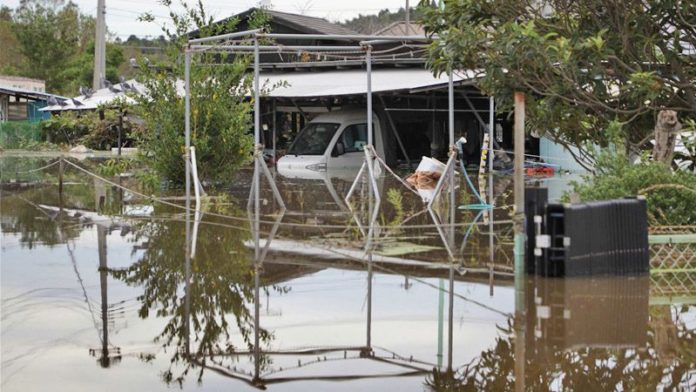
[287, 122, 340, 155]
[339, 123, 371, 152]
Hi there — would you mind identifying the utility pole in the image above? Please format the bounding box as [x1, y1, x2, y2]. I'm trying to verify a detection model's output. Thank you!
[405, 0, 410, 33]
[93, 0, 107, 90]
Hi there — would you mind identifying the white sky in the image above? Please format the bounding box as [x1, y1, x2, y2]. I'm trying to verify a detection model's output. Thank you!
[4, 0, 412, 39]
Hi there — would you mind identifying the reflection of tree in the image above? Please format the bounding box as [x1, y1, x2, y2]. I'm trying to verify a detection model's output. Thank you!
[424, 309, 696, 391]
[110, 208, 272, 386]
[0, 188, 86, 248]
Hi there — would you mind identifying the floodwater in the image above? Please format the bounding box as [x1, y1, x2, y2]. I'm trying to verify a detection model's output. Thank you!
[1, 155, 695, 391]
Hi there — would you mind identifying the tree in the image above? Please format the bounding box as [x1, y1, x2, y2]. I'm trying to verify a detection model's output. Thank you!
[133, 2, 269, 185]
[419, 0, 696, 165]
[11, 0, 96, 94]
[0, 6, 24, 74]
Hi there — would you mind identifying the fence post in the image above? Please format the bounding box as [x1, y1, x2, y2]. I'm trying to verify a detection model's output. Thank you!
[58, 156, 64, 210]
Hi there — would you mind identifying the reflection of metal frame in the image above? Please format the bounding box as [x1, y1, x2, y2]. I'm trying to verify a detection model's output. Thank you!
[247, 155, 287, 266]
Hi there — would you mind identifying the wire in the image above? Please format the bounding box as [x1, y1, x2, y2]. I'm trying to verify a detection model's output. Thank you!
[58, 158, 512, 230]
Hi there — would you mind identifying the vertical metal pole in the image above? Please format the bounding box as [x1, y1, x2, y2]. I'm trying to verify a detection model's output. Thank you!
[488, 96, 495, 293]
[184, 48, 192, 357]
[447, 265, 454, 371]
[254, 265, 261, 381]
[254, 38, 261, 147]
[185, 48, 191, 244]
[366, 262, 373, 349]
[272, 99, 277, 165]
[448, 73, 454, 146]
[437, 278, 444, 369]
[366, 46, 373, 146]
[253, 37, 261, 262]
[98, 225, 109, 367]
[448, 72, 456, 250]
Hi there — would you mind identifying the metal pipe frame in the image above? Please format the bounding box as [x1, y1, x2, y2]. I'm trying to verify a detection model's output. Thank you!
[426, 151, 457, 261]
[189, 28, 261, 44]
[257, 33, 432, 41]
[487, 97, 495, 290]
[190, 44, 365, 52]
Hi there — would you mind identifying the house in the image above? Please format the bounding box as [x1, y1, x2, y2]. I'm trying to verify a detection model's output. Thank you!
[0, 76, 64, 122]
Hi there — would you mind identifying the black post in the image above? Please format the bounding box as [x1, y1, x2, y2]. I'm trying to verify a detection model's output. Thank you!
[117, 112, 123, 156]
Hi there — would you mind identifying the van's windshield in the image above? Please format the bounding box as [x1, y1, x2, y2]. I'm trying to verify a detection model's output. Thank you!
[287, 122, 340, 155]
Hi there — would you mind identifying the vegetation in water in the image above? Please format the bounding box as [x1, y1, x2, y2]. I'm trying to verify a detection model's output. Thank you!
[133, 2, 271, 186]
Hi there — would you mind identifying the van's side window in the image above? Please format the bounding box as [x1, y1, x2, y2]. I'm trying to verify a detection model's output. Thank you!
[341, 123, 374, 152]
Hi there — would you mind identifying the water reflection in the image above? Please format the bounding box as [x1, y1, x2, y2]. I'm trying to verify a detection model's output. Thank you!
[428, 276, 696, 391]
[2, 157, 696, 391]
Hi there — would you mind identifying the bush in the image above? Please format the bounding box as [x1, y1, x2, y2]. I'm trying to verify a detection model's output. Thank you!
[568, 152, 696, 226]
[133, 3, 269, 185]
[39, 109, 139, 150]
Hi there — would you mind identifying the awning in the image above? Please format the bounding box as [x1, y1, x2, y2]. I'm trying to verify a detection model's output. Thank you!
[0, 86, 67, 101]
[40, 69, 479, 112]
[262, 68, 478, 98]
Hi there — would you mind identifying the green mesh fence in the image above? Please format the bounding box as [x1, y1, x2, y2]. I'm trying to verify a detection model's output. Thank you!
[0, 121, 42, 148]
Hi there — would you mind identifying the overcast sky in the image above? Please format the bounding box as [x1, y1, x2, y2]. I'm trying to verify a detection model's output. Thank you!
[4, 0, 412, 39]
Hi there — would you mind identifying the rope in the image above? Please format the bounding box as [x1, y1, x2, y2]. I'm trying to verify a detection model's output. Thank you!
[59, 158, 512, 230]
[14, 159, 60, 175]
[367, 145, 419, 197]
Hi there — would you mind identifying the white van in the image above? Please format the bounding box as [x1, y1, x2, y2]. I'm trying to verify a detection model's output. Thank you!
[277, 109, 393, 177]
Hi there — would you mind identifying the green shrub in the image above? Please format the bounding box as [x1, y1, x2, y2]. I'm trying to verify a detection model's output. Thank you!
[133, 4, 270, 185]
[39, 109, 139, 150]
[40, 113, 88, 145]
[568, 152, 696, 225]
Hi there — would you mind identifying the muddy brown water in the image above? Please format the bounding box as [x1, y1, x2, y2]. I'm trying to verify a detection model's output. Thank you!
[1, 155, 694, 391]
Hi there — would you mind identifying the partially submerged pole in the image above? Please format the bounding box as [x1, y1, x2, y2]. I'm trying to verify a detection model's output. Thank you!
[448, 71, 456, 251]
[488, 96, 495, 292]
[513, 91, 526, 392]
[183, 47, 192, 356]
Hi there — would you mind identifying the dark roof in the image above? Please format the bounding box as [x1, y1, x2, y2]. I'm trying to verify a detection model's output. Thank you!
[262, 9, 357, 35]
[375, 21, 426, 36]
[0, 85, 67, 101]
[203, 8, 358, 37]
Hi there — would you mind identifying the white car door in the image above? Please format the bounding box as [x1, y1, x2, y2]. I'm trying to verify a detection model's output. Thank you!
[327, 123, 373, 170]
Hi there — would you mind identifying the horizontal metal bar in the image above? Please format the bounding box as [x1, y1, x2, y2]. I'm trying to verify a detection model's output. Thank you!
[384, 108, 485, 113]
[649, 234, 696, 244]
[257, 33, 432, 41]
[190, 44, 364, 52]
[360, 39, 428, 45]
[188, 29, 261, 44]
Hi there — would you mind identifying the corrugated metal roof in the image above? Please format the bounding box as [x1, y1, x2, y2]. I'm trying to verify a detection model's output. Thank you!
[39, 80, 150, 112]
